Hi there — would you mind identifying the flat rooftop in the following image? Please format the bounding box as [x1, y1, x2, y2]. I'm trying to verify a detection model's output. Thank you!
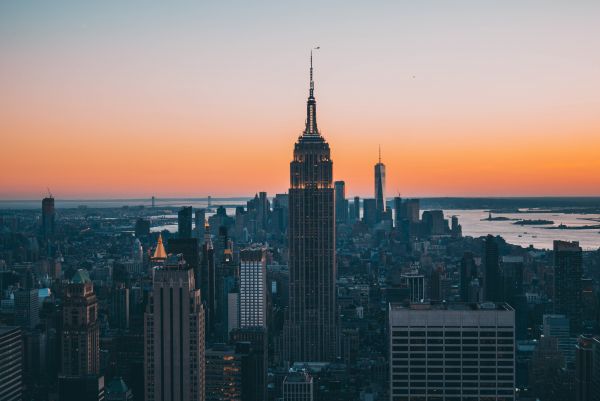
[390, 301, 514, 312]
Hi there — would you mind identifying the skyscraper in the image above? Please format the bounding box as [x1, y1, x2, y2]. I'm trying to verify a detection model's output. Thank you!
[0, 326, 23, 401]
[554, 240, 583, 334]
[374, 147, 386, 221]
[362, 198, 377, 227]
[61, 269, 100, 377]
[201, 222, 217, 337]
[41, 196, 55, 240]
[393, 196, 402, 227]
[239, 247, 267, 329]
[144, 254, 205, 401]
[334, 181, 348, 224]
[484, 235, 501, 302]
[287, 52, 337, 363]
[353, 196, 360, 221]
[178, 206, 193, 239]
[14, 288, 39, 329]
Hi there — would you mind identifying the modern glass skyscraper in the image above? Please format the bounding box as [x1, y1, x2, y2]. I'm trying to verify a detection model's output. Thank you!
[287, 51, 337, 362]
[374, 147, 386, 221]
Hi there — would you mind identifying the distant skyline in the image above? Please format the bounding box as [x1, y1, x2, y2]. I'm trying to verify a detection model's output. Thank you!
[2, 1, 600, 199]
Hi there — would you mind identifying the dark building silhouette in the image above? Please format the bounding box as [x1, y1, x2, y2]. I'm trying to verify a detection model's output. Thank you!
[230, 328, 267, 401]
[334, 181, 348, 224]
[41, 196, 55, 240]
[398, 199, 420, 223]
[460, 252, 477, 302]
[286, 52, 337, 363]
[178, 206, 193, 239]
[484, 235, 501, 302]
[353, 196, 360, 221]
[421, 210, 447, 236]
[374, 147, 386, 222]
[58, 375, 105, 401]
[554, 240, 583, 334]
[362, 199, 377, 227]
[134, 218, 150, 238]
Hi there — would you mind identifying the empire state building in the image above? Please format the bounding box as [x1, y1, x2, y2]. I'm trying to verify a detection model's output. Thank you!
[287, 52, 337, 362]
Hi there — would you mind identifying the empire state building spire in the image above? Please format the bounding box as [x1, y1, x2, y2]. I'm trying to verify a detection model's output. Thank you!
[304, 49, 319, 136]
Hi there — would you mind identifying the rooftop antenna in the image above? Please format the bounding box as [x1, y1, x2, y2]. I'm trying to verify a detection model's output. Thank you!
[46, 187, 53, 198]
[378, 145, 381, 164]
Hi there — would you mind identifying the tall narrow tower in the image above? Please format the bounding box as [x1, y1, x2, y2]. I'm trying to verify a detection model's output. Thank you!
[374, 146, 386, 221]
[287, 51, 337, 362]
[144, 254, 205, 401]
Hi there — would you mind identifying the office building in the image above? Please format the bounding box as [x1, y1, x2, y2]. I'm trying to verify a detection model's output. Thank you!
[61, 269, 100, 376]
[201, 222, 216, 337]
[178, 206, 193, 239]
[575, 335, 595, 401]
[484, 235, 501, 302]
[111, 284, 130, 331]
[388, 302, 515, 401]
[554, 240, 583, 334]
[195, 209, 206, 238]
[287, 52, 337, 363]
[543, 314, 575, 364]
[14, 288, 39, 329]
[240, 247, 267, 329]
[205, 344, 243, 401]
[362, 199, 377, 227]
[334, 181, 348, 224]
[393, 197, 402, 227]
[353, 196, 360, 221]
[144, 254, 205, 401]
[422, 210, 447, 236]
[230, 328, 268, 401]
[41, 196, 55, 240]
[374, 147, 386, 221]
[0, 326, 23, 401]
[283, 371, 313, 401]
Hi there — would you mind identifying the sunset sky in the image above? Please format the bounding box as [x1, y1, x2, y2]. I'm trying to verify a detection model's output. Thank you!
[2, 1, 600, 199]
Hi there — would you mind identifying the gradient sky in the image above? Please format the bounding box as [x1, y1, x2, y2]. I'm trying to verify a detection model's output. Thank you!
[2, 1, 600, 199]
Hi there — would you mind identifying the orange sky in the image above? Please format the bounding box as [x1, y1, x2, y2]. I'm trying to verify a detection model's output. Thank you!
[1, 1, 600, 199]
